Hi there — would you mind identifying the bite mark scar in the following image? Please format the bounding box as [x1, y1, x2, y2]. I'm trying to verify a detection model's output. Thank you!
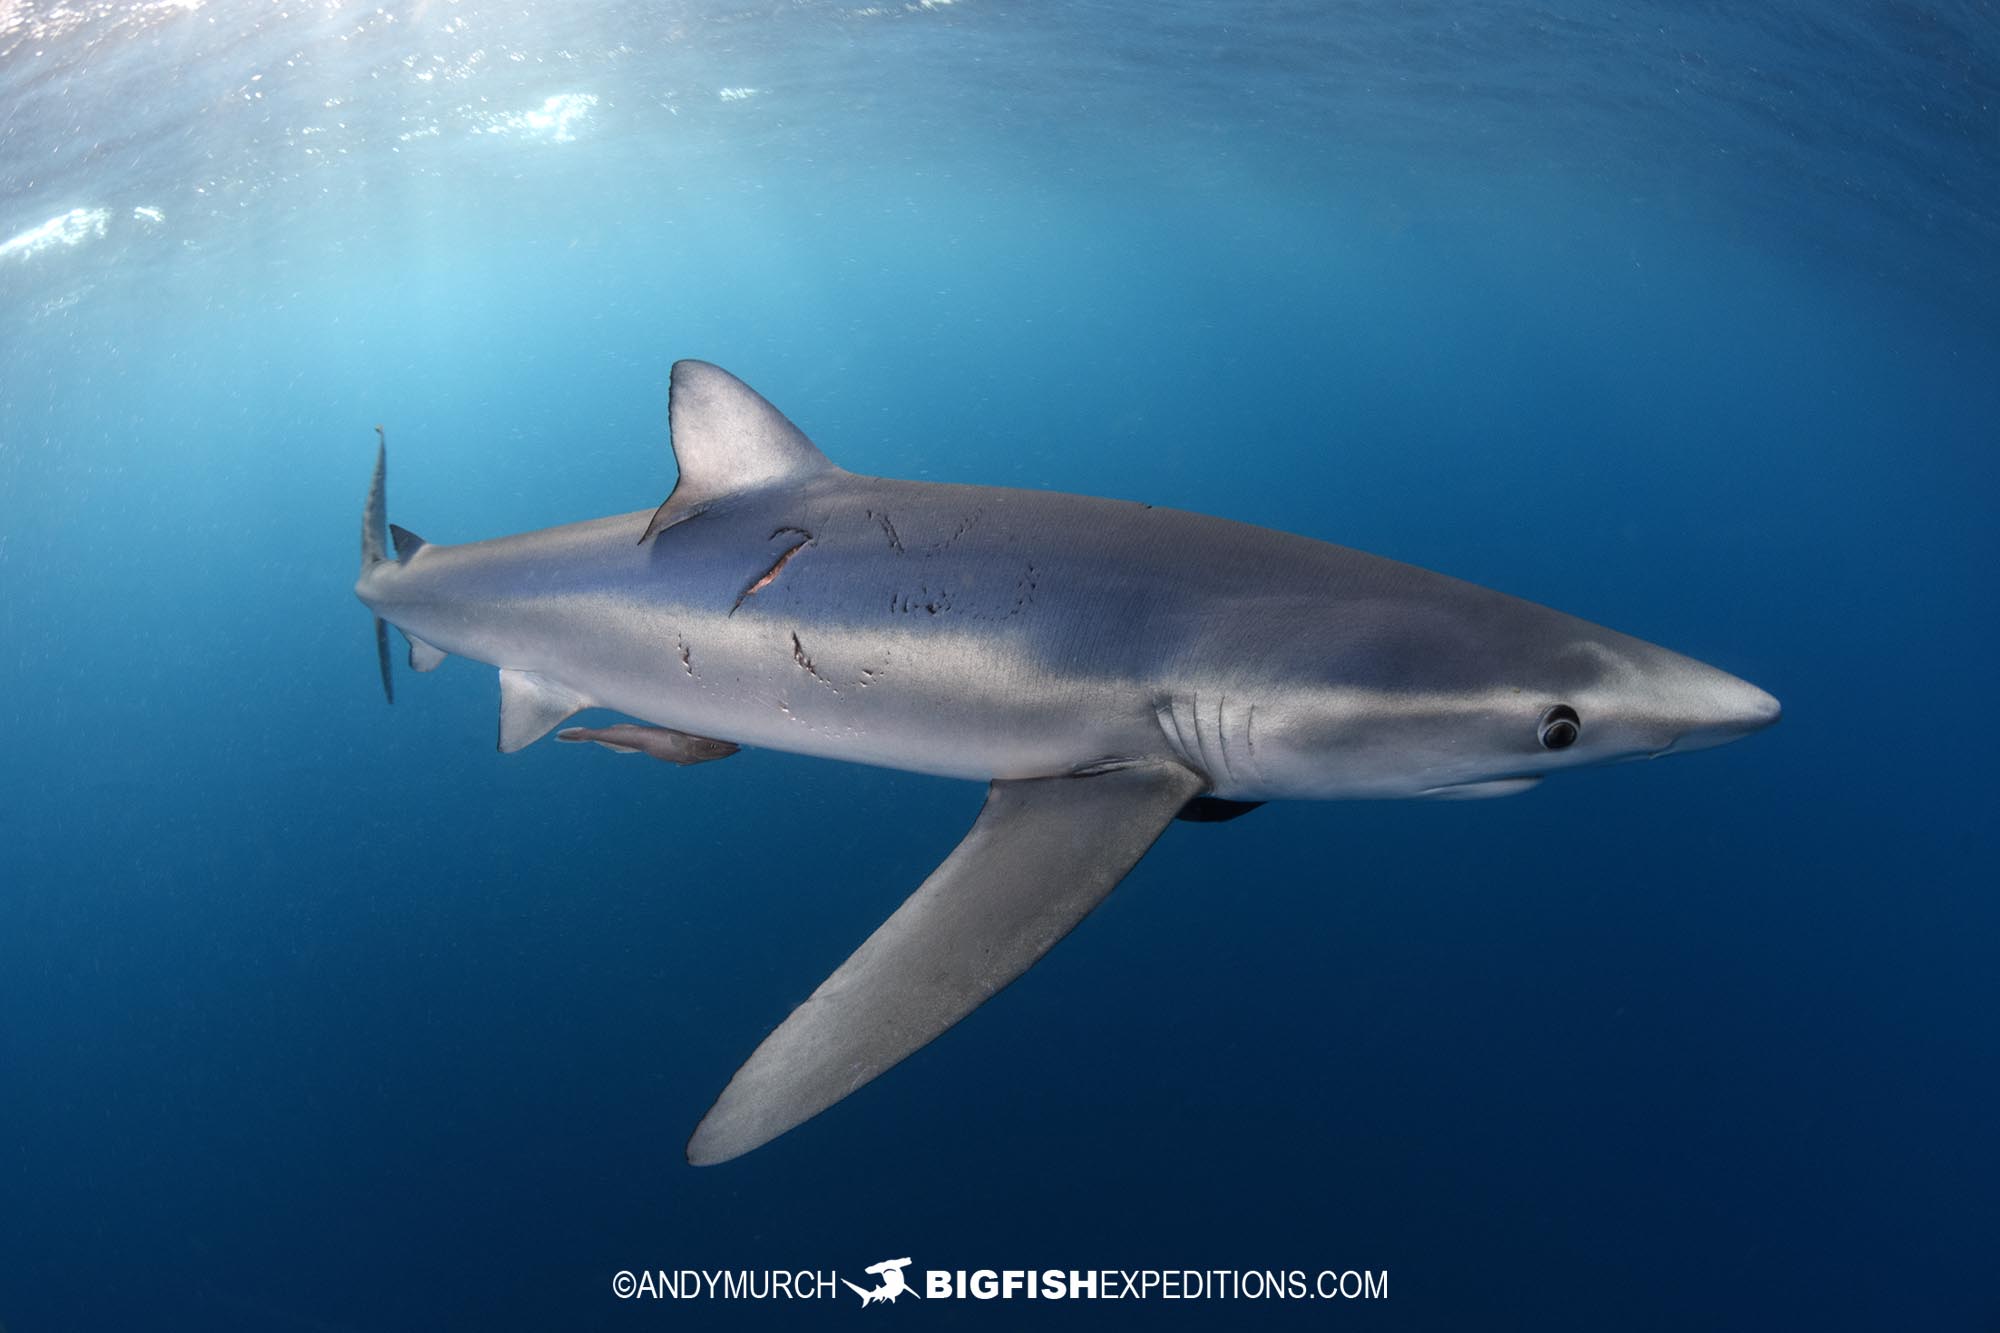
[732, 534, 812, 614]
[676, 636, 695, 677]
[922, 510, 980, 556]
[890, 583, 953, 615]
[1008, 562, 1038, 617]
[866, 509, 905, 554]
[790, 632, 840, 693]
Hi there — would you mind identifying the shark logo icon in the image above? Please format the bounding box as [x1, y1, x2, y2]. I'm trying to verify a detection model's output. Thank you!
[844, 1257, 919, 1306]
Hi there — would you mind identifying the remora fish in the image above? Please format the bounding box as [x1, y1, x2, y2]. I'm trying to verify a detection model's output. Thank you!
[354, 360, 1779, 1164]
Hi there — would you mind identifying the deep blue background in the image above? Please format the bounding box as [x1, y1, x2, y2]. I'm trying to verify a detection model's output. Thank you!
[2, 2, 1996, 1329]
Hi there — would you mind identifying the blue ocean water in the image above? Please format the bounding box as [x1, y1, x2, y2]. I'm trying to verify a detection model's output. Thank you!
[2, 1, 1997, 1328]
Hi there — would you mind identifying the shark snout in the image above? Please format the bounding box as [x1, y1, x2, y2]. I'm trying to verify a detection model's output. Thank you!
[1659, 666, 1780, 754]
[1734, 681, 1782, 731]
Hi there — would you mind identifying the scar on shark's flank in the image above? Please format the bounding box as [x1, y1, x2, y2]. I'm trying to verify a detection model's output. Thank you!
[919, 509, 981, 556]
[732, 534, 812, 613]
[1008, 562, 1038, 616]
[676, 635, 696, 677]
[791, 632, 839, 693]
[889, 583, 953, 616]
[867, 510, 905, 554]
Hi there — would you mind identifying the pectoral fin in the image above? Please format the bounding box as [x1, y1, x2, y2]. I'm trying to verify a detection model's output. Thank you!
[686, 760, 1205, 1165]
[556, 723, 739, 765]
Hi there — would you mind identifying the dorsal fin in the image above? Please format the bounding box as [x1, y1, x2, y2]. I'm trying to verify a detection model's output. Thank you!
[639, 361, 837, 544]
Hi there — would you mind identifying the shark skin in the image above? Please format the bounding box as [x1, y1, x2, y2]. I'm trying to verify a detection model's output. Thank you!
[355, 360, 1779, 1164]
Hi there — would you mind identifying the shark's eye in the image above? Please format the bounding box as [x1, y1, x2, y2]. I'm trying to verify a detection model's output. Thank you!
[1538, 704, 1581, 750]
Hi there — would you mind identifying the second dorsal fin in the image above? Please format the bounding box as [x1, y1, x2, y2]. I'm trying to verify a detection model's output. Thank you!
[639, 361, 838, 543]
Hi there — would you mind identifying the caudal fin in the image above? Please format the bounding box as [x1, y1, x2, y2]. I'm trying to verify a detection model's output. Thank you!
[362, 426, 393, 703]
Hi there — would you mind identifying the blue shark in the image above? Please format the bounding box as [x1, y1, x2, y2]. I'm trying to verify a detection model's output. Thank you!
[355, 361, 1779, 1164]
